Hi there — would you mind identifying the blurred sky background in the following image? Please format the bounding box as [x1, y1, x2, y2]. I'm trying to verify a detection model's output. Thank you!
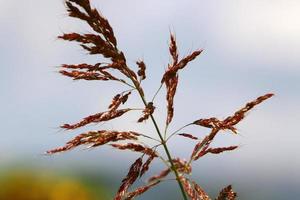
[1, 0, 300, 199]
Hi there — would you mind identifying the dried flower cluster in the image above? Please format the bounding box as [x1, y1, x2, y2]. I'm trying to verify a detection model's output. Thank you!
[49, 0, 274, 199]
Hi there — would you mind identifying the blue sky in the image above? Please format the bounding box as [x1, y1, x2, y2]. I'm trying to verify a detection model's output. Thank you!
[1, 0, 300, 199]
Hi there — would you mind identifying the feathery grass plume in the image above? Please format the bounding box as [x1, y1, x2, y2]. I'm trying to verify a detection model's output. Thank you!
[50, 0, 274, 199]
[216, 185, 237, 200]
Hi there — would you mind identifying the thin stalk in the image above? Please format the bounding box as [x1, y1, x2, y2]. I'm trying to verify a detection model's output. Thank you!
[151, 83, 163, 102]
[166, 123, 193, 142]
[130, 78, 188, 200]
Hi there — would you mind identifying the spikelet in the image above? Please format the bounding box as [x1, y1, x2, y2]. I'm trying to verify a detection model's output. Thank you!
[216, 185, 237, 200]
[114, 157, 143, 200]
[222, 93, 274, 127]
[161, 34, 203, 125]
[111, 143, 157, 156]
[191, 129, 219, 161]
[124, 181, 160, 200]
[179, 176, 197, 200]
[178, 133, 199, 140]
[60, 109, 131, 130]
[136, 60, 146, 81]
[193, 181, 211, 200]
[108, 92, 131, 111]
[193, 94, 274, 134]
[173, 158, 192, 174]
[165, 75, 178, 125]
[140, 152, 157, 177]
[195, 146, 238, 160]
[148, 168, 171, 183]
[47, 130, 140, 154]
[138, 102, 155, 123]
[169, 34, 178, 65]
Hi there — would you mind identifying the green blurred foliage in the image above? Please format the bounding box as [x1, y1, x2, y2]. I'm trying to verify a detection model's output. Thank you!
[0, 169, 110, 200]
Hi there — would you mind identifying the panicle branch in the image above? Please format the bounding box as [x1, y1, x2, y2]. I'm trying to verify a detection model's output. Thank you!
[47, 130, 140, 154]
[162, 34, 203, 125]
[60, 108, 131, 130]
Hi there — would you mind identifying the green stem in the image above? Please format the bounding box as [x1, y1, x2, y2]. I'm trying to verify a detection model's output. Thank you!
[132, 79, 188, 200]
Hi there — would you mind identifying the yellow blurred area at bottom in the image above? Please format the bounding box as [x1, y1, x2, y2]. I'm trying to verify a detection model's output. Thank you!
[0, 170, 109, 200]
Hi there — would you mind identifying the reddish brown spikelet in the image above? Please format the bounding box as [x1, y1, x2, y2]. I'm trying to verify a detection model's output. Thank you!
[216, 185, 237, 200]
[191, 129, 219, 161]
[193, 94, 273, 135]
[173, 158, 192, 174]
[124, 181, 160, 200]
[161, 34, 203, 125]
[193, 182, 211, 200]
[148, 168, 171, 183]
[114, 157, 143, 200]
[223, 93, 274, 127]
[66, 0, 117, 47]
[178, 133, 199, 140]
[206, 146, 238, 154]
[60, 108, 131, 130]
[61, 63, 101, 71]
[59, 70, 111, 81]
[169, 34, 178, 65]
[176, 50, 203, 70]
[108, 92, 131, 111]
[111, 143, 157, 156]
[195, 146, 238, 160]
[193, 117, 221, 129]
[166, 75, 178, 125]
[47, 130, 140, 154]
[136, 60, 146, 81]
[179, 176, 197, 200]
[140, 153, 157, 177]
[138, 102, 155, 123]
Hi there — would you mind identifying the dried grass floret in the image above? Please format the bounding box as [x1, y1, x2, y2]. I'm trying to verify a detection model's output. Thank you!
[111, 143, 158, 156]
[114, 157, 143, 200]
[193, 93, 274, 134]
[161, 34, 203, 125]
[47, 130, 139, 154]
[136, 60, 146, 81]
[148, 168, 171, 183]
[140, 152, 157, 177]
[60, 108, 131, 130]
[179, 176, 197, 200]
[124, 181, 160, 200]
[178, 133, 199, 140]
[216, 185, 237, 200]
[193, 181, 211, 200]
[138, 102, 155, 123]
